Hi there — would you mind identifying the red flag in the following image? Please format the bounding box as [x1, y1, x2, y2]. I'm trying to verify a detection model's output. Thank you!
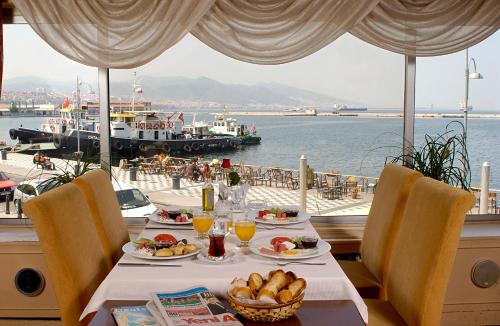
[178, 112, 184, 123]
[62, 97, 70, 108]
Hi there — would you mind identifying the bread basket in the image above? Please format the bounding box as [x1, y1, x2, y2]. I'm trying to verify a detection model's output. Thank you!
[226, 291, 305, 322]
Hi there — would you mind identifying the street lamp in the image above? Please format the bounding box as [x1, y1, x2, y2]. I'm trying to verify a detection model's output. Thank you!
[463, 48, 483, 140]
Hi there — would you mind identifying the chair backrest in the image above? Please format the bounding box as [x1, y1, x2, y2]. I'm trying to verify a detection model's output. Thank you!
[361, 164, 422, 288]
[387, 177, 475, 325]
[23, 183, 111, 326]
[73, 169, 130, 266]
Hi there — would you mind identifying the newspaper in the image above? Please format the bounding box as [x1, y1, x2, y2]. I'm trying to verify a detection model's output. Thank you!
[151, 287, 242, 326]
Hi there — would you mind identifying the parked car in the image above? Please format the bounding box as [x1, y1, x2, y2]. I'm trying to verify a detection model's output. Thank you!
[0, 171, 16, 199]
[14, 179, 156, 217]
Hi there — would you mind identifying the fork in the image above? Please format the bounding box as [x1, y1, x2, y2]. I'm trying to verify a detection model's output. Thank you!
[275, 261, 326, 266]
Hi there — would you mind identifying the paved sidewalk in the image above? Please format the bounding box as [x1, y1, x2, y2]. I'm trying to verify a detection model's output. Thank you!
[0, 153, 373, 216]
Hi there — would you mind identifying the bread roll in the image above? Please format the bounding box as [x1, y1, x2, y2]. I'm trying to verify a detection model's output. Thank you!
[276, 289, 293, 304]
[183, 244, 197, 254]
[155, 248, 173, 257]
[256, 289, 277, 304]
[231, 287, 253, 299]
[285, 271, 297, 284]
[231, 277, 247, 288]
[262, 270, 287, 294]
[287, 278, 306, 298]
[248, 273, 264, 296]
[174, 244, 185, 256]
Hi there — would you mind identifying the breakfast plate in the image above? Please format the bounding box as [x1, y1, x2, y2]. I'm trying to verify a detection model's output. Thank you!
[150, 209, 193, 225]
[252, 208, 310, 225]
[249, 234, 331, 260]
[122, 233, 202, 260]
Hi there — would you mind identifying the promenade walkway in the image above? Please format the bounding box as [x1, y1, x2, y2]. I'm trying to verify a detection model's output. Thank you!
[0, 153, 373, 216]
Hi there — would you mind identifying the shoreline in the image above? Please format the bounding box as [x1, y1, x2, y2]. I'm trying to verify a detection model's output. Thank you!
[209, 111, 500, 119]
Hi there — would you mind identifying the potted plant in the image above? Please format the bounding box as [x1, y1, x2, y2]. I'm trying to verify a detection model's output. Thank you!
[388, 121, 470, 190]
[351, 187, 359, 199]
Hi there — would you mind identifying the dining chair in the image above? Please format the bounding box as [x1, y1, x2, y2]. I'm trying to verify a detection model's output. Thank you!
[23, 183, 111, 326]
[73, 168, 130, 266]
[365, 177, 475, 325]
[339, 164, 422, 299]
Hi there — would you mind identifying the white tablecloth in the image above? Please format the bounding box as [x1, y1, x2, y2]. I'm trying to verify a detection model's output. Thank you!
[81, 220, 368, 323]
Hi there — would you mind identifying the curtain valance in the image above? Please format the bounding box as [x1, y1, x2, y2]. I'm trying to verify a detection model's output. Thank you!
[11, 0, 500, 68]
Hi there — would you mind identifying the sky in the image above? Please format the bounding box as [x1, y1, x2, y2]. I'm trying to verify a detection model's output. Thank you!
[3, 25, 499, 111]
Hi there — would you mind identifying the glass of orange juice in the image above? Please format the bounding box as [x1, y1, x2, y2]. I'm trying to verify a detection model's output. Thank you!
[234, 215, 256, 248]
[192, 211, 214, 239]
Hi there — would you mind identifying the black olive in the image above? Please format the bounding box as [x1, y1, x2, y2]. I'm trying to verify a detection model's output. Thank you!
[181, 239, 188, 244]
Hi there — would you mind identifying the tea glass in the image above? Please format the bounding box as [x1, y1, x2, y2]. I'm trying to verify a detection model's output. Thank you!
[192, 210, 214, 239]
[208, 220, 227, 261]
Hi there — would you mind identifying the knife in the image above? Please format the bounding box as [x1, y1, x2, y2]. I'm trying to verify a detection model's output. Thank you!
[118, 263, 182, 267]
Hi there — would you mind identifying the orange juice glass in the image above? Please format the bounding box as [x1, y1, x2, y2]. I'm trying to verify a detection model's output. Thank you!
[234, 220, 256, 247]
[193, 212, 214, 239]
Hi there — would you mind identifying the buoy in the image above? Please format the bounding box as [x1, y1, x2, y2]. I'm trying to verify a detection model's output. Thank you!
[183, 144, 192, 152]
[139, 143, 147, 152]
[191, 142, 200, 151]
[9, 129, 18, 140]
[114, 141, 123, 151]
[159, 122, 165, 129]
[162, 144, 171, 153]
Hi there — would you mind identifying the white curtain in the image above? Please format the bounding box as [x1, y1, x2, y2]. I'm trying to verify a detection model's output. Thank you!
[12, 0, 215, 68]
[12, 0, 500, 68]
[192, 0, 380, 65]
[351, 0, 500, 56]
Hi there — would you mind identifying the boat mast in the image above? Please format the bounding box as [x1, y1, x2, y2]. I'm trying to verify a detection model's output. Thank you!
[131, 72, 136, 113]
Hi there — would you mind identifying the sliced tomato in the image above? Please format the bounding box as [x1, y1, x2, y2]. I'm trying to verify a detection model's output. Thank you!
[154, 233, 177, 244]
[270, 237, 292, 246]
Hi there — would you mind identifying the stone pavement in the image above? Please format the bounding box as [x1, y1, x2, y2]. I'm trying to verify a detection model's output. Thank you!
[0, 153, 373, 216]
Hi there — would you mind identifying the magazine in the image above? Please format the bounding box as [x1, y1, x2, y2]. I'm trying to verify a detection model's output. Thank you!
[111, 305, 160, 326]
[152, 287, 242, 326]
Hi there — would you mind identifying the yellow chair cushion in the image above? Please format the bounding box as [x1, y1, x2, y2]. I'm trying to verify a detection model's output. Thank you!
[23, 183, 111, 326]
[365, 299, 406, 326]
[361, 164, 422, 296]
[338, 260, 382, 299]
[387, 177, 475, 326]
[73, 169, 130, 266]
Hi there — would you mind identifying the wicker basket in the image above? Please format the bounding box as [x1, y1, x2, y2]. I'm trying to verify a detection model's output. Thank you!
[227, 291, 305, 322]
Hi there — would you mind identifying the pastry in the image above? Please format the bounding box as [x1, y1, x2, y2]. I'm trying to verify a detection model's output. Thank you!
[248, 273, 264, 296]
[276, 289, 293, 304]
[285, 271, 297, 284]
[174, 244, 185, 256]
[231, 287, 253, 299]
[287, 278, 306, 298]
[155, 248, 173, 257]
[261, 270, 287, 294]
[183, 244, 197, 254]
[231, 277, 248, 288]
[256, 289, 277, 304]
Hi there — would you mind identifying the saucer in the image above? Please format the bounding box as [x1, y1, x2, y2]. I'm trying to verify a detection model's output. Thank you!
[196, 249, 241, 265]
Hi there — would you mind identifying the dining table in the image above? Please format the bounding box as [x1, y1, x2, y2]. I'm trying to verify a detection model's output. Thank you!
[81, 210, 368, 324]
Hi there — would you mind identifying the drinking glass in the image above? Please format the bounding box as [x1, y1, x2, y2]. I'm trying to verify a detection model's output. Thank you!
[234, 215, 256, 248]
[192, 211, 214, 239]
[208, 220, 226, 260]
[247, 199, 267, 210]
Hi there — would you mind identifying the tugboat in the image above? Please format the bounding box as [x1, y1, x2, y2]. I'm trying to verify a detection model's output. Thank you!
[208, 107, 261, 145]
[9, 75, 242, 156]
[53, 111, 242, 156]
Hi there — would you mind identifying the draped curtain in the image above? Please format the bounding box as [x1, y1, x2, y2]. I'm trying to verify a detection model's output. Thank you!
[12, 0, 215, 68]
[10, 0, 500, 69]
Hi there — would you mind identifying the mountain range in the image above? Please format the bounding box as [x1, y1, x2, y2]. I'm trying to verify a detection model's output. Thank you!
[3, 75, 360, 108]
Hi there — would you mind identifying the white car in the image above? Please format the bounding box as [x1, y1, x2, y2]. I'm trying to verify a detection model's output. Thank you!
[13, 179, 156, 218]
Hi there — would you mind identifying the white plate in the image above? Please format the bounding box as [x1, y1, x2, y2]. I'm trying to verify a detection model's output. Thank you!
[252, 210, 310, 225]
[249, 234, 331, 260]
[150, 210, 193, 225]
[122, 234, 202, 260]
[196, 249, 241, 265]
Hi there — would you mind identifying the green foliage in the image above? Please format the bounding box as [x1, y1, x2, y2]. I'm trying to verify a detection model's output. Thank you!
[387, 121, 470, 190]
[228, 171, 241, 186]
[10, 103, 18, 113]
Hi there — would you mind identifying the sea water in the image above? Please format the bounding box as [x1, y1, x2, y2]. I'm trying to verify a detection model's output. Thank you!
[1, 114, 498, 188]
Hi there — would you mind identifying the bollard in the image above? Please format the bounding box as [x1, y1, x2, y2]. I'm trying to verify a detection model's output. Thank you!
[480, 162, 490, 214]
[0, 150, 7, 161]
[172, 174, 181, 190]
[129, 166, 137, 181]
[5, 193, 10, 215]
[299, 155, 307, 212]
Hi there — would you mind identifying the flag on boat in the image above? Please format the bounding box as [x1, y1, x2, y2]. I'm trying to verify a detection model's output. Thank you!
[62, 97, 70, 108]
[135, 87, 143, 94]
[178, 112, 184, 123]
